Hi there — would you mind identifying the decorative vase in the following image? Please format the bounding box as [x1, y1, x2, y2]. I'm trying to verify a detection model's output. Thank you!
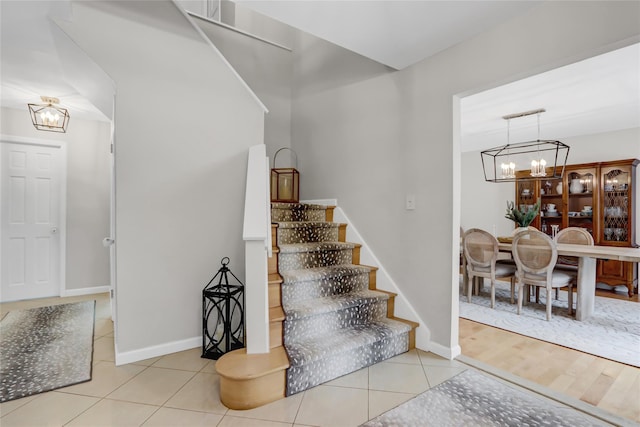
[513, 226, 529, 236]
[570, 178, 584, 194]
[556, 182, 563, 195]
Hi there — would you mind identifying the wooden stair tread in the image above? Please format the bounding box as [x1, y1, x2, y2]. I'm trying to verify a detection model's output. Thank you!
[216, 346, 290, 380]
[374, 289, 397, 298]
[389, 316, 419, 329]
[269, 306, 285, 322]
[268, 273, 283, 285]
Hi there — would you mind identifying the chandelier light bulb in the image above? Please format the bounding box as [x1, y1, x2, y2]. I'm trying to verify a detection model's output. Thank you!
[530, 158, 547, 177]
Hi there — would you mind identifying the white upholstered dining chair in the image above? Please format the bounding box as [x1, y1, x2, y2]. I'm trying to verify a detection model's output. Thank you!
[512, 229, 574, 321]
[463, 228, 516, 308]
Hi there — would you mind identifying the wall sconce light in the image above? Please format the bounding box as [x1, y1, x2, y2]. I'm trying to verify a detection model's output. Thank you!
[270, 147, 300, 203]
[27, 96, 70, 133]
[481, 109, 570, 183]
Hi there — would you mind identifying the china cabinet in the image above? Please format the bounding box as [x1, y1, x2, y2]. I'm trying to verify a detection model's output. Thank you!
[596, 159, 639, 296]
[514, 158, 638, 296]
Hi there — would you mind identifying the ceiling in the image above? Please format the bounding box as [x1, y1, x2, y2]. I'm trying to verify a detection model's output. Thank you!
[234, 1, 639, 152]
[1, 0, 638, 149]
[234, 0, 541, 70]
[0, 1, 111, 122]
[460, 42, 640, 152]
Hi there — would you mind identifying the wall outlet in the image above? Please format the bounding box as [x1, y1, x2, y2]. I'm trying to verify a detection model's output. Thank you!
[406, 194, 416, 210]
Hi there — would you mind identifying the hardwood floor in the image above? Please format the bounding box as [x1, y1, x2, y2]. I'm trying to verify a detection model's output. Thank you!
[459, 289, 640, 423]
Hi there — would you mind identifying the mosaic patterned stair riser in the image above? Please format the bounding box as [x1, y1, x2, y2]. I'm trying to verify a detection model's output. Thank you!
[278, 242, 356, 272]
[271, 203, 327, 222]
[281, 266, 372, 304]
[284, 295, 389, 345]
[287, 327, 409, 395]
[273, 203, 410, 397]
[276, 222, 340, 245]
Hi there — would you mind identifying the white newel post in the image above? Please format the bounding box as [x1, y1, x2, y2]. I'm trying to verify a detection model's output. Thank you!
[243, 144, 271, 354]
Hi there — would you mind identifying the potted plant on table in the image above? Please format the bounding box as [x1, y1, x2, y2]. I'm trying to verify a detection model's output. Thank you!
[505, 198, 540, 229]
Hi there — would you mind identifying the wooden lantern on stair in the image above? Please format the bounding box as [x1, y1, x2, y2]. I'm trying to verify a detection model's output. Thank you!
[271, 147, 299, 203]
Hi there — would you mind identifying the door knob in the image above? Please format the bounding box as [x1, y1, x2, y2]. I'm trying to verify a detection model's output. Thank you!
[51, 227, 58, 234]
[102, 237, 115, 247]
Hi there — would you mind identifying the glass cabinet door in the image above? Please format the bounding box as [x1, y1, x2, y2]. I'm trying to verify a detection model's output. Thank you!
[601, 167, 631, 245]
[566, 168, 596, 238]
[516, 179, 536, 211]
[539, 178, 562, 236]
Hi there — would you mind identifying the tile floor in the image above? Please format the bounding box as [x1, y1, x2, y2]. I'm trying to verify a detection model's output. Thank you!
[0, 292, 612, 427]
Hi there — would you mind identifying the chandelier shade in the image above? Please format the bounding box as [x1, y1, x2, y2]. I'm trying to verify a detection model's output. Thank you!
[480, 108, 569, 183]
[27, 96, 70, 133]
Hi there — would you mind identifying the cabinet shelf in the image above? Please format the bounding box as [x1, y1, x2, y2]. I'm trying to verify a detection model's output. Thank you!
[568, 193, 593, 197]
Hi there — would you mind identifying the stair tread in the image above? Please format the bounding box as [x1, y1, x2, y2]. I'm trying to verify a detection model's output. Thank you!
[390, 316, 420, 329]
[268, 273, 283, 284]
[281, 264, 372, 283]
[270, 306, 285, 322]
[275, 222, 340, 228]
[286, 318, 411, 366]
[216, 346, 290, 380]
[271, 203, 329, 210]
[279, 242, 357, 253]
[283, 290, 388, 319]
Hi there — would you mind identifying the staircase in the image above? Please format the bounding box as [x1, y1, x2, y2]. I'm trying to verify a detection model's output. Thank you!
[216, 202, 418, 409]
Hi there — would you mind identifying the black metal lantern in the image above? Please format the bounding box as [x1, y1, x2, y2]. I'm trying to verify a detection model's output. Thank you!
[271, 147, 300, 203]
[480, 109, 570, 183]
[202, 257, 245, 360]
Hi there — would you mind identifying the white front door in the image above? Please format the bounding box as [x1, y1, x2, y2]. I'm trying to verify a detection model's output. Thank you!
[1, 140, 64, 302]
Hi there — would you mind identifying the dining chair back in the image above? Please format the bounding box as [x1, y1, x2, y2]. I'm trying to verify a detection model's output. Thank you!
[463, 228, 516, 308]
[512, 229, 573, 320]
[553, 227, 594, 313]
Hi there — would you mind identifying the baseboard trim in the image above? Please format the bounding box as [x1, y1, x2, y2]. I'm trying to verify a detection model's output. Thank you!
[426, 342, 461, 360]
[115, 336, 201, 366]
[62, 286, 110, 297]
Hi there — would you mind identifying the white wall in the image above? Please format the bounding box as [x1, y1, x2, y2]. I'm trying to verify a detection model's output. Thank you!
[462, 127, 640, 244]
[59, 0, 265, 361]
[288, 1, 640, 356]
[193, 12, 294, 162]
[0, 107, 111, 292]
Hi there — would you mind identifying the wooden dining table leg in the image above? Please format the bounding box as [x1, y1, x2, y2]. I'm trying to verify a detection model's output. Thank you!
[575, 256, 597, 321]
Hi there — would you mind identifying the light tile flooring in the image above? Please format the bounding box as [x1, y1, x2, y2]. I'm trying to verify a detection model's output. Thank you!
[1, 293, 470, 426]
[0, 292, 619, 427]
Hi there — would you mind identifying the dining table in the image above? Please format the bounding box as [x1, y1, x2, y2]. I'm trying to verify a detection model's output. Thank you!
[496, 241, 640, 321]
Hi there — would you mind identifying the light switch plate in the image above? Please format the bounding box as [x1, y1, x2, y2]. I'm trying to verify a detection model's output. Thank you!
[406, 194, 416, 210]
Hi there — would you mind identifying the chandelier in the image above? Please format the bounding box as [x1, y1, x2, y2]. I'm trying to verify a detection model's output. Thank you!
[27, 96, 70, 133]
[480, 108, 569, 183]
